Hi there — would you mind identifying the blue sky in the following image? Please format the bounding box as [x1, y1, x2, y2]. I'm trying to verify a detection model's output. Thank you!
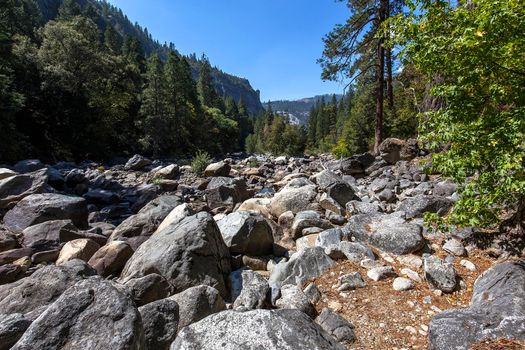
[106, 0, 349, 101]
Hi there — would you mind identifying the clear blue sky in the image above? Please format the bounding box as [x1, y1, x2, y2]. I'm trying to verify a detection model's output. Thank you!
[106, 0, 349, 101]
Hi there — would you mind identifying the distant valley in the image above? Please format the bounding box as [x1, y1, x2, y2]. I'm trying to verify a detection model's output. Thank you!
[264, 94, 343, 125]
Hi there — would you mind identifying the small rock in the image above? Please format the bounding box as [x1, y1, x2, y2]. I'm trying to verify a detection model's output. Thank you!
[393, 277, 415, 291]
[367, 266, 397, 281]
[460, 259, 477, 272]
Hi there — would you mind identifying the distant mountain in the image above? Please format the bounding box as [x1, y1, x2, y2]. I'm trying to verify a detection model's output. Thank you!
[35, 0, 264, 115]
[265, 94, 343, 125]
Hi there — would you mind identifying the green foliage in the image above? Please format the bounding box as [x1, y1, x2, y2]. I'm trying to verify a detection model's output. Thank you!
[0, 1, 256, 162]
[245, 108, 306, 156]
[390, 0, 525, 230]
[191, 150, 211, 177]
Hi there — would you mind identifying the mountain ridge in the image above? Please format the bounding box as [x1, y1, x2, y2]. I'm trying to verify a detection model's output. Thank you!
[264, 94, 343, 125]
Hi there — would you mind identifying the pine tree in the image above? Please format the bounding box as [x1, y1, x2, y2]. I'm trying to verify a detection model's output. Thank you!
[58, 0, 81, 20]
[197, 55, 221, 110]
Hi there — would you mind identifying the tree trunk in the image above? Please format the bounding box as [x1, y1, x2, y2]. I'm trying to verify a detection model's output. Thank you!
[386, 2, 394, 112]
[374, 0, 387, 155]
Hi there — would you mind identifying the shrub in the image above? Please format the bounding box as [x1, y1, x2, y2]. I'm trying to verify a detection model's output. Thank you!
[191, 150, 211, 176]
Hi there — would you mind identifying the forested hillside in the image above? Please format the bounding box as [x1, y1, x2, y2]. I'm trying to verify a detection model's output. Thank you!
[36, 0, 264, 115]
[1, 0, 260, 162]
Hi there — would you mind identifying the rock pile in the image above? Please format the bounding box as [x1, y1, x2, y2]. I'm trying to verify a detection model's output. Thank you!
[0, 141, 523, 349]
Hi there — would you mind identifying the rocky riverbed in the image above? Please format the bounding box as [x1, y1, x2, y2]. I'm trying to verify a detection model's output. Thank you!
[0, 138, 524, 349]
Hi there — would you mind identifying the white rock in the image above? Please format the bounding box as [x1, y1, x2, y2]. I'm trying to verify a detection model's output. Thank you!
[401, 268, 422, 283]
[367, 266, 396, 281]
[393, 277, 415, 291]
[460, 259, 477, 272]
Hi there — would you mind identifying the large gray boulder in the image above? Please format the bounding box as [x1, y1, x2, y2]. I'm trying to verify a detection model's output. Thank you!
[269, 247, 335, 288]
[0, 259, 96, 316]
[0, 313, 31, 350]
[3, 193, 88, 232]
[316, 308, 356, 343]
[204, 161, 231, 177]
[344, 214, 425, 255]
[424, 255, 458, 293]
[205, 177, 249, 210]
[275, 284, 315, 317]
[169, 285, 226, 331]
[217, 211, 274, 255]
[170, 309, 346, 350]
[0, 169, 48, 209]
[125, 154, 152, 170]
[429, 261, 525, 350]
[21, 220, 77, 252]
[12, 278, 144, 350]
[139, 298, 179, 350]
[109, 195, 181, 250]
[13, 160, 44, 174]
[270, 184, 317, 217]
[120, 213, 231, 298]
[232, 270, 270, 311]
[124, 273, 172, 307]
[397, 195, 453, 219]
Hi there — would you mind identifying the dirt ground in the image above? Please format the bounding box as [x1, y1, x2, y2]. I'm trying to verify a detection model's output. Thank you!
[311, 249, 499, 350]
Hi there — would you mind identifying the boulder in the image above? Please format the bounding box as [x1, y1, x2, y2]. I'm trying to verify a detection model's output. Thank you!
[336, 241, 375, 262]
[155, 164, 179, 179]
[12, 278, 144, 350]
[337, 272, 367, 291]
[0, 227, 18, 253]
[310, 170, 343, 190]
[3, 193, 88, 232]
[0, 248, 33, 265]
[270, 185, 317, 217]
[315, 228, 344, 249]
[217, 211, 274, 255]
[315, 308, 356, 343]
[424, 255, 458, 293]
[0, 169, 48, 209]
[232, 270, 270, 311]
[379, 138, 405, 164]
[170, 309, 346, 350]
[13, 160, 44, 174]
[88, 241, 134, 277]
[205, 177, 249, 210]
[429, 261, 525, 350]
[0, 313, 31, 350]
[344, 213, 425, 255]
[21, 219, 77, 252]
[125, 154, 152, 170]
[237, 198, 272, 218]
[275, 284, 315, 317]
[346, 200, 382, 215]
[0, 168, 17, 180]
[291, 211, 332, 239]
[154, 203, 194, 234]
[169, 285, 226, 331]
[0, 264, 23, 285]
[269, 247, 335, 288]
[124, 273, 172, 307]
[56, 238, 100, 265]
[0, 260, 96, 316]
[397, 195, 453, 219]
[204, 161, 231, 177]
[139, 299, 179, 350]
[83, 189, 120, 205]
[109, 195, 181, 250]
[326, 181, 356, 207]
[120, 213, 231, 298]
